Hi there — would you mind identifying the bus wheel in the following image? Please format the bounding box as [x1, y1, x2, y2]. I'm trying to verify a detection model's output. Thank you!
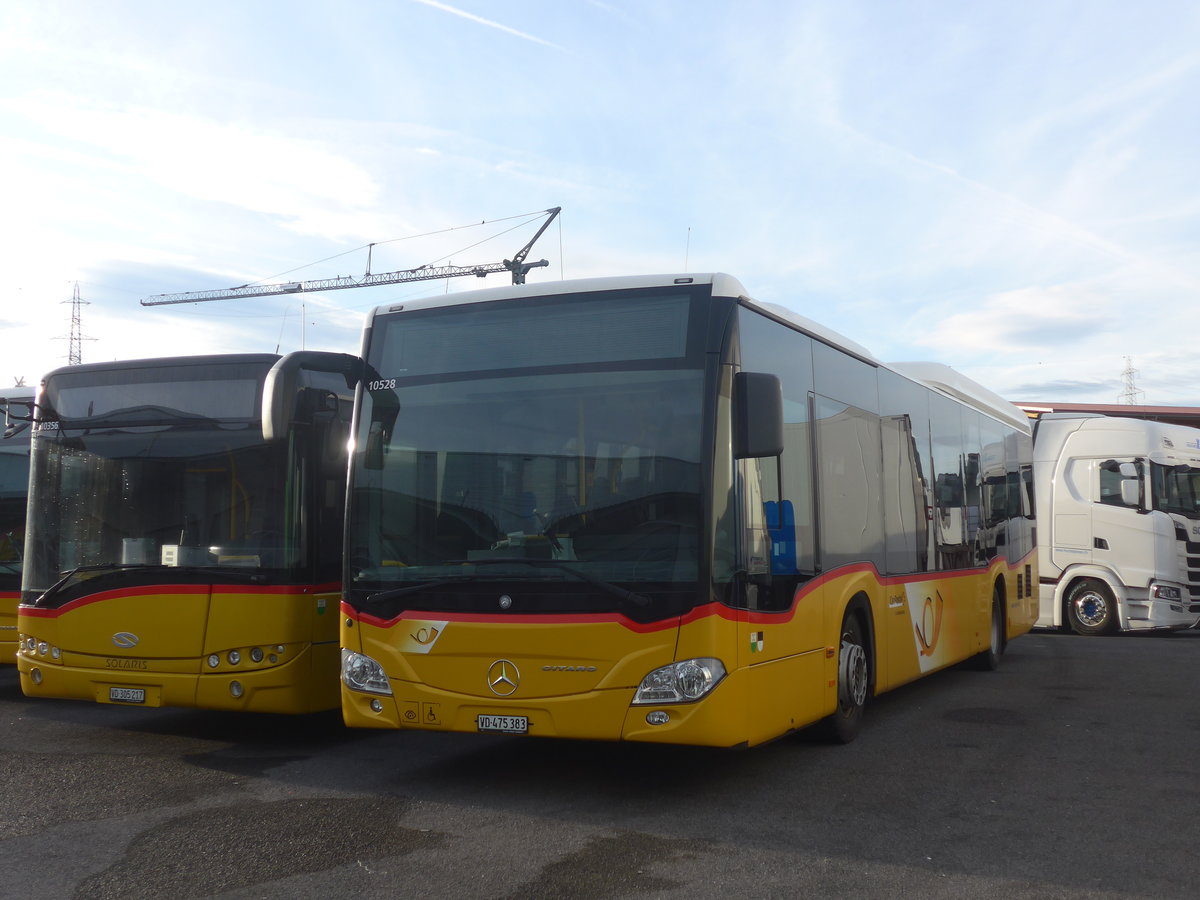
[1066, 578, 1117, 636]
[972, 586, 1005, 670]
[821, 613, 868, 743]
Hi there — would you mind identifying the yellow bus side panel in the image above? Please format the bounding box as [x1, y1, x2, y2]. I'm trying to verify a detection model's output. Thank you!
[342, 553, 1037, 746]
[0, 592, 18, 664]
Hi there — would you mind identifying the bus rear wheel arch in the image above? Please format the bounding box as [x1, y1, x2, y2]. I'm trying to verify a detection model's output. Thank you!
[1065, 577, 1118, 636]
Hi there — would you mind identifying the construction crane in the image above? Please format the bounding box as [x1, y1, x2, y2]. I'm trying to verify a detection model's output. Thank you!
[140, 207, 560, 306]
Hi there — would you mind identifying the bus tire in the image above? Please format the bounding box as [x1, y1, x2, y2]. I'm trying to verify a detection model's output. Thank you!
[820, 612, 869, 744]
[1066, 578, 1117, 636]
[971, 585, 1005, 670]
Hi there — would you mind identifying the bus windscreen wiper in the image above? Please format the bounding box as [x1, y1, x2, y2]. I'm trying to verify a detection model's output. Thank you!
[444, 558, 651, 608]
[35, 563, 267, 605]
[57, 405, 221, 429]
[364, 575, 491, 606]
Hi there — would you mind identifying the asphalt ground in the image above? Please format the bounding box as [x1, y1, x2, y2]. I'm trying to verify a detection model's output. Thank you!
[2, 628, 1197, 899]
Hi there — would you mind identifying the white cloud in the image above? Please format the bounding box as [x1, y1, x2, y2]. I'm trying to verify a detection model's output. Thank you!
[6, 94, 385, 242]
[918, 283, 1115, 355]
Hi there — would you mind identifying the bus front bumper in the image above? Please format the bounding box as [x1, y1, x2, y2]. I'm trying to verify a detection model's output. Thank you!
[341, 670, 755, 748]
[16, 645, 339, 714]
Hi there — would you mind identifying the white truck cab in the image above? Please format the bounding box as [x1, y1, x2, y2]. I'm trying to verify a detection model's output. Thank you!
[1033, 413, 1200, 634]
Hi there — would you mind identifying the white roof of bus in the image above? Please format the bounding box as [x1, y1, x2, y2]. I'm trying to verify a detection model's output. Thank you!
[888, 361, 1030, 432]
[370, 272, 879, 357]
[368, 275, 1024, 430]
[369, 272, 741, 315]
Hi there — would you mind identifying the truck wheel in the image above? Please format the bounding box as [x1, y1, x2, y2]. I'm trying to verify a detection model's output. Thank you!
[820, 612, 869, 743]
[1066, 578, 1118, 635]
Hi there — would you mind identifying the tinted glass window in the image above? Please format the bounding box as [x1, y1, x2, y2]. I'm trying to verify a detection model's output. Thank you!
[376, 293, 692, 379]
[350, 290, 710, 621]
[816, 394, 884, 570]
[879, 370, 932, 574]
[737, 308, 816, 583]
[44, 361, 270, 423]
[813, 341, 879, 414]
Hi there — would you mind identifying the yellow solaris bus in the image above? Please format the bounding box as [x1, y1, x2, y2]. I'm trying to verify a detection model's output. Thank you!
[1, 389, 35, 661]
[340, 274, 1037, 746]
[17, 352, 357, 712]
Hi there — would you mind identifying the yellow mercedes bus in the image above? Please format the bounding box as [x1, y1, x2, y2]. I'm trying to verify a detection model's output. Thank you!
[339, 274, 1037, 746]
[1, 388, 35, 661]
[17, 351, 357, 712]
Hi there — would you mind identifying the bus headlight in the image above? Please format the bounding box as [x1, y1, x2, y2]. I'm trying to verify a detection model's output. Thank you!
[632, 658, 726, 705]
[341, 649, 392, 696]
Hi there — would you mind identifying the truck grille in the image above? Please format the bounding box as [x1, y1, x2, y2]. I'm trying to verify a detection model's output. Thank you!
[1174, 526, 1200, 601]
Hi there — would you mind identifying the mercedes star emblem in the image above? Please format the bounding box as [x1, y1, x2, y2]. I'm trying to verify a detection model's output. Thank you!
[487, 659, 520, 696]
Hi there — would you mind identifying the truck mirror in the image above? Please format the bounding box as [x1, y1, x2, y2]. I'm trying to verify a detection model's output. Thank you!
[1118, 462, 1138, 478]
[734, 372, 784, 459]
[1120, 479, 1140, 507]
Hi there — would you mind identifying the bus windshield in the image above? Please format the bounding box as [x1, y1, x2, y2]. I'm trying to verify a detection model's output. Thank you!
[348, 290, 708, 618]
[0, 406, 31, 589]
[24, 358, 305, 603]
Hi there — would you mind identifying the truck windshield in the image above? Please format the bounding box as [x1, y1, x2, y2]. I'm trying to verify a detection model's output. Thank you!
[1151, 462, 1200, 518]
[23, 359, 306, 603]
[348, 289, 709, 618]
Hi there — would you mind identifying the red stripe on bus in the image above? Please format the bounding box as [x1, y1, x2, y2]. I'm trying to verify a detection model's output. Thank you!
[341, 549, 1037, 632]
[20, 582, 340, 618]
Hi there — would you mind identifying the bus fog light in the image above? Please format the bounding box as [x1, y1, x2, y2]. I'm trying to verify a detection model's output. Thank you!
[228, 650, 241, 665]
[230, 681, 244, 698]
[632, 658, 726, 705]
[30, 667, 42, 685]
[370, 699, 383, 712]
[646, 710, 670, 725]
[207, 654, 220, 668]
[250, 647, 264, 663]
[341, 649, 392, 696]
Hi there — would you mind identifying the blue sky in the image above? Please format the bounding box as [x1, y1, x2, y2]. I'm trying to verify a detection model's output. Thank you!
[3, 0, 1198, 404]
